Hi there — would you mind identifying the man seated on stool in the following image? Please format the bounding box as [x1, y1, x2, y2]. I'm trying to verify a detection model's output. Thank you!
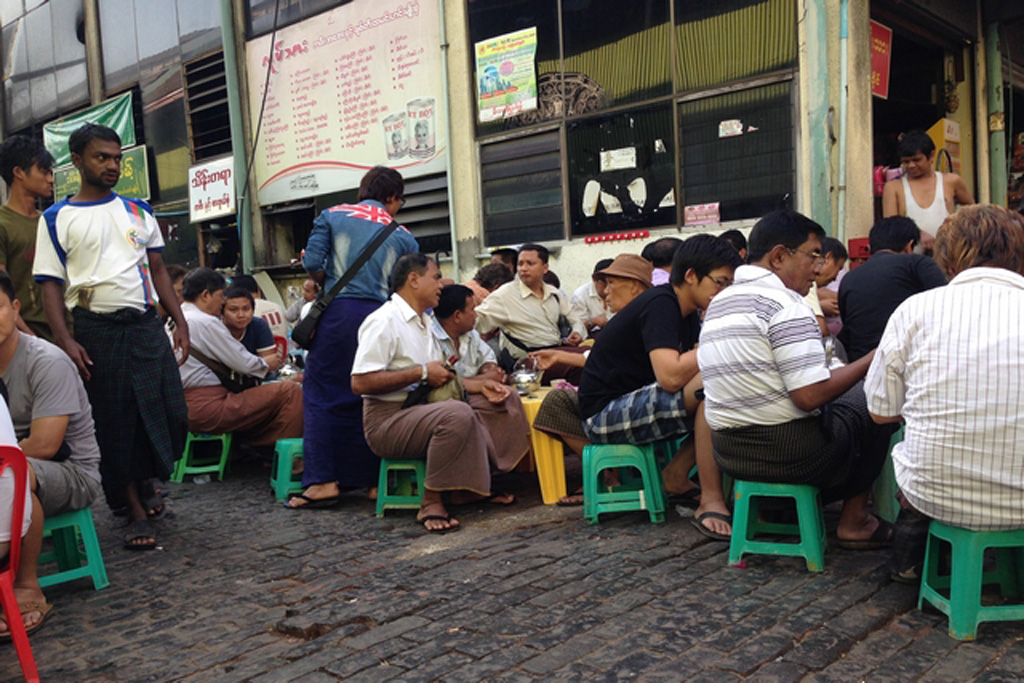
[0, 270, 102, 634]
[579, 240, 742, 540]
[222, 286, 282, 370]
[353, 254, 528, 533]
[474, 243, 586, 383]
[839, 216, 947, 363]
[698, 210, 897, 549]
[178, 268, 302, 447]
[865, 206, 1024, 581]
[431, 283, 531, 469]
[570, 258, 613, 338]
[530, 253, 653, 478]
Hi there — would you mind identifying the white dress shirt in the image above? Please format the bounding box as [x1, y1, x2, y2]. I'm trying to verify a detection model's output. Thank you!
[179, 302, 268, 389]
[569, 280, 607, 328]
[865, 267, 1024, 530]
[353, 293, 443, 402]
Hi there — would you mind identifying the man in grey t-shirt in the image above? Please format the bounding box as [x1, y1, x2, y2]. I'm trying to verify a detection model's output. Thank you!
[0, 270, 101, 637]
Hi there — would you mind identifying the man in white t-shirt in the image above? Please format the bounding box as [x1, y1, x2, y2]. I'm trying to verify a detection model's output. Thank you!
[33, 123, 189, 551]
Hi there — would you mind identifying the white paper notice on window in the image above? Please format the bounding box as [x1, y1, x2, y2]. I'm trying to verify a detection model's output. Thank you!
[599, 147, 637, 173]
[718, 119, 743, 138]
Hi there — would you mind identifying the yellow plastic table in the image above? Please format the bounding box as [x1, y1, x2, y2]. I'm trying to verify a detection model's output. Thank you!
[519, 387, 568, 504]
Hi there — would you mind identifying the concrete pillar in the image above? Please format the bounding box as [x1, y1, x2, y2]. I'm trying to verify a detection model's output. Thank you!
[82, 0, 105, 104]
[986, 22, 1007, 206]
[443, 0, 484, 282]
[843, 0, 875, 240]
[798, 0, 833, 232]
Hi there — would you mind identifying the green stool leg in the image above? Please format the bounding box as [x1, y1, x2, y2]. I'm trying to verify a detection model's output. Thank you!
[271, 438, 304, 501]
[38, 508, 108, 591]
[375, 459, 426, 517]
[215, 433, 232, 481]
[947, 530, 984, 640]
[173, 432, 232, 483]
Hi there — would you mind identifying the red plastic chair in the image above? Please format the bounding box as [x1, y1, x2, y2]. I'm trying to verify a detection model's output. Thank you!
[0, 445, 40, 682]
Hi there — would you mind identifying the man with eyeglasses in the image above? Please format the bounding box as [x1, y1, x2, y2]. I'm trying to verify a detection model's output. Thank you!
[578, 235, 742, 539]
[698, 210, 898, 549]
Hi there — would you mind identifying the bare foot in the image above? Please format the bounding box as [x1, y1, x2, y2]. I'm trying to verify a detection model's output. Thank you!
[450, 491, 515, 506]
[837, 514, 893, 545]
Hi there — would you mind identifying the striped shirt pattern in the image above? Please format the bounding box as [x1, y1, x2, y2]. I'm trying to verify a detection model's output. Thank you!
[698, 265, 830, 430]
[864, 267, 1024, 530]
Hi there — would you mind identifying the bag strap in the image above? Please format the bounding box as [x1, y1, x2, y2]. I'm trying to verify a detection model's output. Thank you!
[188, 347, 236, 383]
[317, 219, 400, 309]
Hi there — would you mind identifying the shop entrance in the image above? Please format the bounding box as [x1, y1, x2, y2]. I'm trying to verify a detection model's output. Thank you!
[871, 29, 948, 220]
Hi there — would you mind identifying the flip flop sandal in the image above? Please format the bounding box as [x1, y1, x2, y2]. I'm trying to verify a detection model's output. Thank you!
[556, 494, 584, 507]
[418, 514, 461, 534]
[690, 511, 732, 542]
[283, 493, 341, 510]
[0, 601, 52, 640]
[123, 519, 158, 551]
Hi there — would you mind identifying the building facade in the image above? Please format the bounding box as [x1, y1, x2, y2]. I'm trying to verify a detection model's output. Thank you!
[2, 0, 1021, 294]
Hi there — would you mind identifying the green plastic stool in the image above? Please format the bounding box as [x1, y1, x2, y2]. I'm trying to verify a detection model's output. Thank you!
[171, 432, 233, 483]
[918, 521, 1024, 640]
[38, 507, 108, 590]
[582, 444, 666, 524]
[872, 425, 905, 524]
[270, 438, 304, 501]
[375, 459, 426, 517]
[729, 480, 826, 572]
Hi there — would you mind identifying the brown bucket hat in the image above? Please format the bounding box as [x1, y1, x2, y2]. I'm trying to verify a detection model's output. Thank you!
[598, 253, 653, 288]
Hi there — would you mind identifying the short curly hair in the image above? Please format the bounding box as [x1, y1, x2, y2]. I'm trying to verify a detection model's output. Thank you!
[934, 205, 1024, 278]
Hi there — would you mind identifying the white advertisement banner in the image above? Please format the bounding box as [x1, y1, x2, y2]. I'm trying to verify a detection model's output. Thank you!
[246, 0, 447, 206]
[189, 156, 236, 223]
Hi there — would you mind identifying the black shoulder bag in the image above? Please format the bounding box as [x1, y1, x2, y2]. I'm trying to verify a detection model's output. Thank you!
[292, 220, 400, 348]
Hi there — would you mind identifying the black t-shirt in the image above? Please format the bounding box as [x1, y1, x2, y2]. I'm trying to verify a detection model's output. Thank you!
[838, 252, 947, 361]
[579, 284, 700, 419]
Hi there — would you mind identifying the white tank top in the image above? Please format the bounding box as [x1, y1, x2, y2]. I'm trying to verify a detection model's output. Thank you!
[902, 172, 948, 237]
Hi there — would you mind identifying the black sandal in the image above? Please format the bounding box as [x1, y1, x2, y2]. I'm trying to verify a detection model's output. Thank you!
[123, 519, 157, 550]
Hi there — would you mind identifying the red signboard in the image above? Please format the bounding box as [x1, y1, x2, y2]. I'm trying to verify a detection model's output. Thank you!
[871, 20, 893, 100]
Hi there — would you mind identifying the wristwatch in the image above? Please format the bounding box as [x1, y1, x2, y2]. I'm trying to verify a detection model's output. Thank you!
[421, 364, 428, 381]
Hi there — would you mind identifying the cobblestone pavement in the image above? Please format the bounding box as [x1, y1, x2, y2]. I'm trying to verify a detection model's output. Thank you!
[5, 458, 1024, 683]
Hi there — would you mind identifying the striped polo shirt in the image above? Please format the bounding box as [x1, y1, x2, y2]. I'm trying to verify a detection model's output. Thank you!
[698, 264, 830, 430]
